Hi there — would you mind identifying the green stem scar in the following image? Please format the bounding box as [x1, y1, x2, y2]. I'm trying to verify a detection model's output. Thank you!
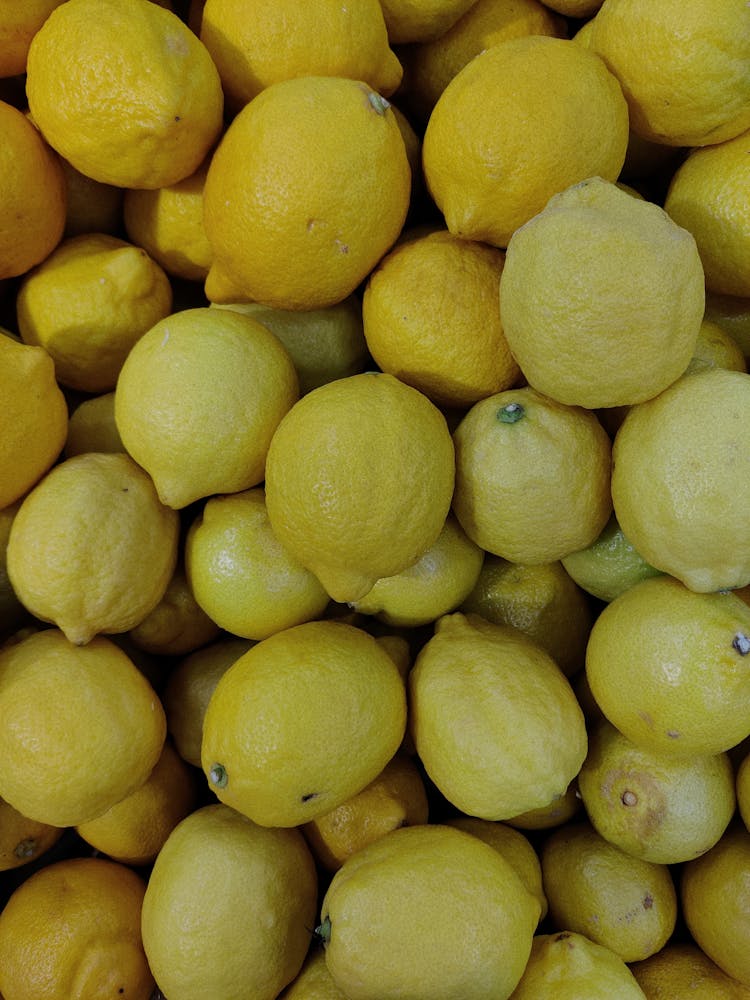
[208, 763, 228, 788]
[733, 633, 750, 655]
[315, 916, 332, 943]
[497, 402, 525, 424]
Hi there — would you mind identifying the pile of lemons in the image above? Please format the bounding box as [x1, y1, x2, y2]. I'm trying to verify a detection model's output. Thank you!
[1, 0, 750, 998]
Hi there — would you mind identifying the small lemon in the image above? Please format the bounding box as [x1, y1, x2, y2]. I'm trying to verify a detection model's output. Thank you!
[409, 613, 587, 820]
[379, 0, 479, 42]
[141, 804, 318, 1000]
[264, 372, 455, 603]
[127, 564, 220, 657]
[6, 452, 180, 645]
[631, 942, 750, 1000]
[280, 950, 348, 1000]
[685, 319, 747, 377]
[0, 628, 166, 827]
[0, 796, 63, 872]
[115, 306, 299, 509]
[202, 620, 407, 827]
[17, 233, 173, 393]
[64, 392, 125, 458]
[317, 823, 540, 1000]
[561, 513, 662, 604]
[705, 292, 750, 361]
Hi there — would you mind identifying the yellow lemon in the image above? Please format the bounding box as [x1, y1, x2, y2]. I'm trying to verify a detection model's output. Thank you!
[114, 307, 299, 509]
[0, 504, 25, 638]
[579, 719, 736, 865]
[409, 613, 587, 819]
[506, 781, 583, 831]
[739, 752, 750, 832]
[585, 575, 750, 757]
[0, 857, 154, 1000]
[6, 452, 179, 645]
[200, 0, 402, 107]
[611, 369, 750, 592]
[422, 36, 628, 248]
[0, 628, 166, 827]
[0, 796, 63, 872]
[26, 0, 224, 188]
[705, 292, 750, 361]
[686, 319, 747, 377]
[281, 950, 348, 1000]
[379, 0, 479, 43]
[460, 557, 594, 677]
[452, 385, 612, 564]
[141, 803, 318, 1000]
[499, 177, 705, 408]
[631, 942, 750, 1000]
[0, 334, 68, 511]
[589, 0, 750, 147]
[202, 620, 407, 827]
[60, 158, 123, 238]
[213, 297, 369, 395]
[362, 228, 520, 408]
[561, 513, 662, 604]
[185, 487, 330, 640]
[664, 128, 750, 298]
[127, 564, 220, 657]
[317, 823, 540, 1000]
[17, 232, 173, 393]
[264, 372, 454, 603]
[0, 0, 66, 77]
[203, 76, 411, 310]
[64, 392, 125, 458]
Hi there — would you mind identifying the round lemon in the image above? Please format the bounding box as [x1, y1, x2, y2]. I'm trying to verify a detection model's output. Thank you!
[499, 176, 705, 408]
[0, 0, 66, 77]
[686, 319, 747, 377]
[26, 0, 224, 188]
[203, 75, 411, 310]
[379, 0, 480, 43]
[6, 452, 180, 645]
[64, 392, 125, 458]
[127, 564, 220, 657]
[282, 950, 349, 1000]
[264, 372, 454, 603]
[0, 796, 63, 873]
[631, 942, 750, 1000]
[561, 513, 662, 604]
[506, 782, 583, 832]
[114, 306, 299, 509]
[202, 620, 407, 827]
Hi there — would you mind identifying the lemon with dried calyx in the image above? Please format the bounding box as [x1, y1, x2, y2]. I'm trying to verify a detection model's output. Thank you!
[409, 612, 587, 820]
[579, 719, 736, 865]
[631, 942, 750, 1000]
[586, 575, 750, 757]
[264, 372, 454, 604]
[0, 796, 63, 872]
[317, 824, 540, 1000]
[115, 307, 299, 510]
[452, 385, 612, 565]
[141, 803, 318, 1000]
[202, 620, 407, 827]
[0, 628, 166, 827]
[64, 393, 125, 458]
[6, 452, 179, 646]
[611, 369, 750, 593]
[499, 177, 705, 409]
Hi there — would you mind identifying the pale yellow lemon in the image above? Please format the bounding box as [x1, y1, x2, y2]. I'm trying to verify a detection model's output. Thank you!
[705, 292, 750, 361]
[631, 942, 750, 1000]
[686, 319, 747, 376]
[64, 392, 125, 458]
[127, 564, 220, 657]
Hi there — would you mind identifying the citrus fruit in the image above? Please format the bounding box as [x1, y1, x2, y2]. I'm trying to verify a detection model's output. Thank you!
[0, 856, 154, 1000]
[0, 503, 27, 638]
[203, 75, 411, 310]
[201, 620, 407, 827]
[280, 950, 348, 999]
[499, 177, 705, 408]
[379, 0, 478, 42]
[506, 781, 583, 832]
[739, 752, 750, 832]
[64, 392, 125, 458]
[141, 803, 318, 1000]
[317, 823, 540, 1000]
[585, 575, 750, 757]
[560, 514, 661, 603]
[16, 232, 173, 393]
[6, 452, 180, 645]
[264, 372, 454, 603]
[126, 564, 220, 657]
[631, 942, 750, 999]
[0, 796, 63, 872]
[60, 158, 123, 238]
[452, 385, 612, 564]
[611, 369, 750, 592]
[0, 0, 66, 77]
[705, 292, 750, 361]
[114, 306, 299, 510]
[686, 319, 747, 377]
[421, 36, 629, 248]
[409, 612, 587, 820]
[26, 0, 224, 188]
[0, 628, 165, 827]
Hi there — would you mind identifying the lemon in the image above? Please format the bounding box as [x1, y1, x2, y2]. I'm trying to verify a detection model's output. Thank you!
[6, 452, 179, 645]
[739, 752, 750, 832]
[0, 333, 68, 511]
[281, 950, 348, 999]
[705, 292, 750, 361]
[0, 0, 66, 77]
[589, 0, 750, 147]
[409, 612, 587, 819]
[213, 297, 369, 395]
[0, 857, 154, 1000]
[115, 306, 299, 510]
[681, 825, 750, 987]
[379, 0, 478, 42]
[202, 620, 407, 827]
[264, 372, 454, 603]
[506, 781, 583, 832]
[142, 803, 318, 1000]
[579, 719, 736, 865]
[60, 158, 123, 238]
[64, 392, 125, 458]
[508, 932, 648, 999]
[611, 369, 750, 592]
[317, 823, 540, 1000]
[452, 385, 612, 564]
[127, 564, 220, 656]
[460, 557, 594, 677]
[185, 488, 330, 640]
[362, 228, 520, 408]
[200, 0, 402, 107]
[0, 628, 166, 827]
[686, 319, 747, 377]
[17, 232, 173, 393]
[561, 513, 662, 604]
[585, 575, 750, 757]
[203, 76, 411, 310]
[422, 36, 629, 248]
[0, 796, 63, 873]
[499, 177, 705, 408]
[631, 942, 750, 999]
[26, 0, 224, 188]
